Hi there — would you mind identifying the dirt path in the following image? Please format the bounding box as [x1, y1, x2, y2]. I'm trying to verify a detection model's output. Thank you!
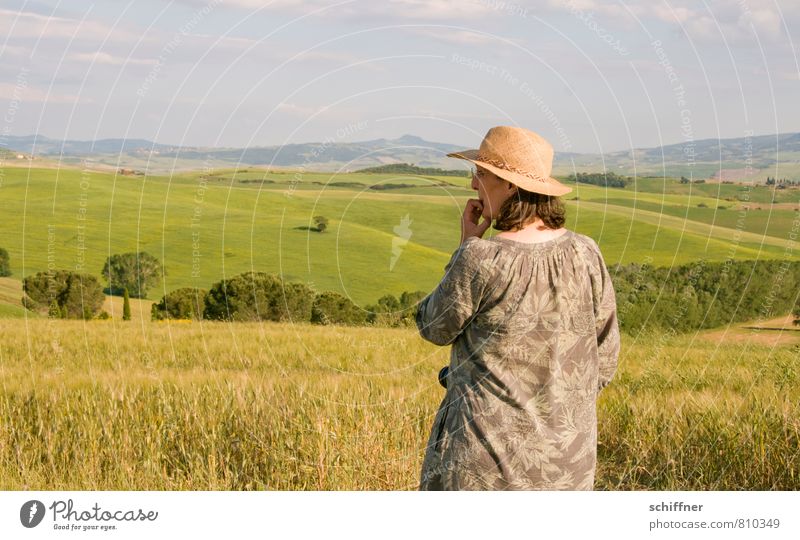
[701, 314, 800, 347]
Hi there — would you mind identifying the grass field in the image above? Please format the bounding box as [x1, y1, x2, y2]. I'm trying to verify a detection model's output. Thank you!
[2, 165, 799, 491]
[0, 318, 797, 490]
[1, 166, 798, 312]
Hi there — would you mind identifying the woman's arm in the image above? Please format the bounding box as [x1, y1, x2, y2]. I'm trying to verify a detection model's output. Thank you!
[415, 237, 489, 346]
[588, 241, 621, 393]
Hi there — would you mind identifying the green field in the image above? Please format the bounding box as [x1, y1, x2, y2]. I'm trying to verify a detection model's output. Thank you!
[1, 166, 798, 313]
[0, 319, 797, 490]
[1, 165, 799, 491]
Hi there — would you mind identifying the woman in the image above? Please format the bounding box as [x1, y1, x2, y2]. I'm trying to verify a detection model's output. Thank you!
[415, 126, 620, 490]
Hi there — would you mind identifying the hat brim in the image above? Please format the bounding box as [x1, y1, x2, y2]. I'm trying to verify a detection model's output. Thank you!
[447, 149, 573, 197]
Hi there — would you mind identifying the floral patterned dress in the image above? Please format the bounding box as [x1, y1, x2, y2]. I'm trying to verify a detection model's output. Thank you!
[415, 229, 620, 490]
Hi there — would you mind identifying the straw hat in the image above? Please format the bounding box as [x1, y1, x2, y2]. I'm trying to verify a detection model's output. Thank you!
[446, 126, 572, 196]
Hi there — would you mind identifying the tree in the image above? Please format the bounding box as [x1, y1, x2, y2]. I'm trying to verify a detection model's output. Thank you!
[311, 291, 367, 325]
[204, 272, 314, 322]
[151, 288, 208, 320]
[101, 251, 164, 298]
[313, 215, 329, 232]
[0, 247, 10, 277]
[366, 291, 426, 327]
[22, 270, 105, 319]
[122, 287, 131, 320]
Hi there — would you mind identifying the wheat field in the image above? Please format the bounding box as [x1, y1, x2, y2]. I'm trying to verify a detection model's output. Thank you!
[1, 318, 797, 490]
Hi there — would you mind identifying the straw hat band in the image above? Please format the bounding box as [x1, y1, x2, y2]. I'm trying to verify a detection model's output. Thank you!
[474, 154, 550, 183]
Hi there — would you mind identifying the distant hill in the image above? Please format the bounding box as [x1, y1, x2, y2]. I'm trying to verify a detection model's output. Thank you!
[3, 131, 799, 181]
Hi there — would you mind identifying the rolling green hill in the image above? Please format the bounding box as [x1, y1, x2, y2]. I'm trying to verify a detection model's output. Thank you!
[0, 166, 798, 317]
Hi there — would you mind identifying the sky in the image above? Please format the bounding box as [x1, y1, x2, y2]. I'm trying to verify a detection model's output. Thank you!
[1, 0, 799, 154]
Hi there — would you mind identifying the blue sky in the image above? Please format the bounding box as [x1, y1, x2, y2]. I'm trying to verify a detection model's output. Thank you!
[1, 0, 798, 153]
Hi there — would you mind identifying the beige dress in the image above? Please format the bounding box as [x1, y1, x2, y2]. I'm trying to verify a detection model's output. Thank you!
[415, 229, 620, 490]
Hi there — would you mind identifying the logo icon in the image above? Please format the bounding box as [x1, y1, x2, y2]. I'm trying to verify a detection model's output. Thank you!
[20, 500, 45, 528]
[390, 213, 413, 271]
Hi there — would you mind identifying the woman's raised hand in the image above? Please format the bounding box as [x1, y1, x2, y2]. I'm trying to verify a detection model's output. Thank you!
[461, 198, 491, 244]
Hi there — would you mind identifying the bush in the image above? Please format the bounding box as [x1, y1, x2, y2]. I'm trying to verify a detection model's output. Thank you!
[311, 291, 367, 325]
[313, 215, 329, 232]
[366, 290, 427, 327]
[204, 272, 314, 322]
[0, 247, 10, 277]
[151, 287, 208, 320]
[22, 269, 105, 319]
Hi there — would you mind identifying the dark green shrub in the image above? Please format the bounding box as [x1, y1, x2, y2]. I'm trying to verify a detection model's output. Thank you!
[22, 269, 105, 319]
[204, 272, 314, 322]
[311, 291, 367, 325]
[151, 287, 208, 320]
[0, 247, 10, 277]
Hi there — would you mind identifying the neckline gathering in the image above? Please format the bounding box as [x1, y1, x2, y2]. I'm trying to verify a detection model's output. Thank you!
[487, 228, 574, 250]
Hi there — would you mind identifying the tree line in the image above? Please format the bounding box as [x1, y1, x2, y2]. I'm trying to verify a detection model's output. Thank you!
[354, 163, 470, 177]
[567, 171, 630, 188]
[612, 258, 800, 332]
[5, 247, 800, 331]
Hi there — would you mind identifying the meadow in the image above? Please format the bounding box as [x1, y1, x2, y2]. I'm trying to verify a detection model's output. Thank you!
[0, 166, 798, 311]
[1, 164, 798, 491]
[0, 318, 797, 490]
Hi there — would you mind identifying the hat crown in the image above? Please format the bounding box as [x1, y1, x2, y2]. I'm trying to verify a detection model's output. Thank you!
[476, 126, 554, 178]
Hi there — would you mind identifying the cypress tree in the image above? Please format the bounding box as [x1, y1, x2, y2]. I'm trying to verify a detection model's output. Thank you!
[123, 287, 131, 321]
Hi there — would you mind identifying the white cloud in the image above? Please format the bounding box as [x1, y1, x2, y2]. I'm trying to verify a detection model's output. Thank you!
[398, 27, 518, 47]
[68, 51, 157, 66]
[549, 0, 798, 44]
[0, 82, 91, 103]
[179, 0, 500, 20]
[275, 102, 330, 116]
[0, 8, 143, 42]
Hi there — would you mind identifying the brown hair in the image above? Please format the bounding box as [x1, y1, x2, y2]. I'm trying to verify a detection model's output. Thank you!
[493, 184, 566, 232]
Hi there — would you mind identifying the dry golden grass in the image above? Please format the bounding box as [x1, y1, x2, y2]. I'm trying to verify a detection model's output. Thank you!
[0, 319, 797, 490]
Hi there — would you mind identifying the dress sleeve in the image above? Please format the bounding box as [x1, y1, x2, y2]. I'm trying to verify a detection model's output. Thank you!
[588, 240, 621, 393]
[415, 237, 489, 346]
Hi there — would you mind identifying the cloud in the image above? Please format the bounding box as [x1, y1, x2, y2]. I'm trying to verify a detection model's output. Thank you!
[0, 8, 143, 43]
[67, 52, 157, 66]
[549, 0, 798, 44]
[178, 0, 502, 21]
[0, 81, 91, 103]
[398, 27, 520, 47]
[275, 102, 330, 116]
